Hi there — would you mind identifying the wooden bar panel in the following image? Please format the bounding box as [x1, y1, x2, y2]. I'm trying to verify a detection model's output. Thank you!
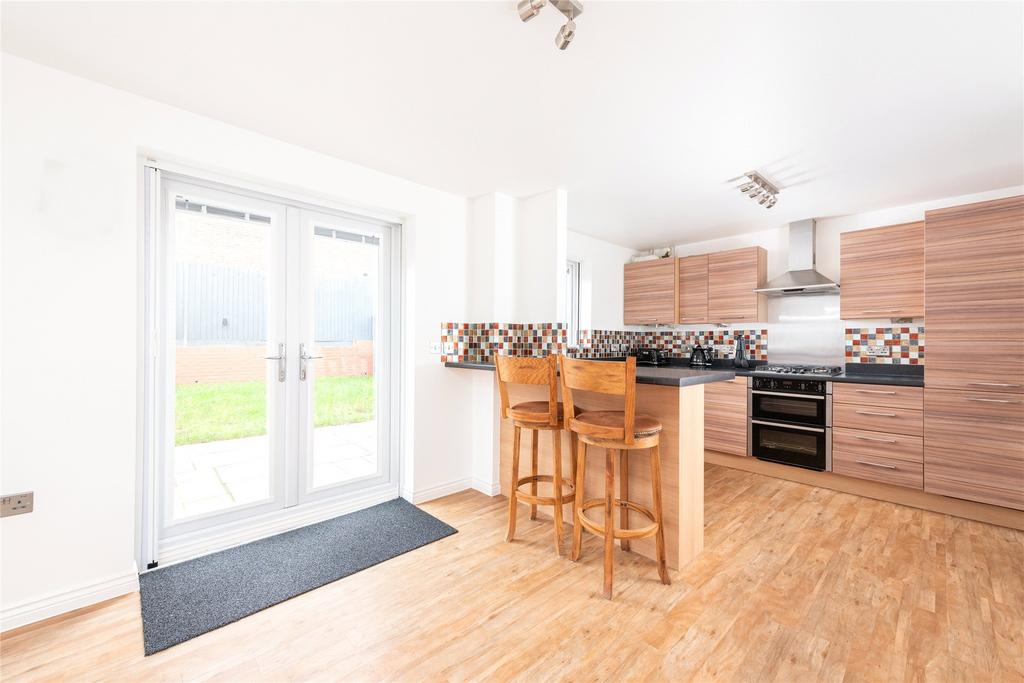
[923, 387, 1024, 511]
[833, 402, 923, 436]
[840, 221, 924, 319]
[623, 259, 678, 325]
[707, 246, 767, 323]
[704, 378, 747, 456]
[677, 254, 709, 324]
[832, 383, 923, 411]
[499, 381, 707, 569]
[924, 195, 1024, 393]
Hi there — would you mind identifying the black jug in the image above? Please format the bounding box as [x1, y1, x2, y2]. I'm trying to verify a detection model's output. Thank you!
[734, 337, 750, 368]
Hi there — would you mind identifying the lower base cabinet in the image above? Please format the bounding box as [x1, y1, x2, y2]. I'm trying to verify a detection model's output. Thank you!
[923, 388, 1024, 511]
[705, 378, 748, 456]
[832, 428, 923, 488]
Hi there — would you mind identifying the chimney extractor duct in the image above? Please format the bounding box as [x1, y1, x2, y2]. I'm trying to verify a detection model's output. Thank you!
[754, 219, 839, 296]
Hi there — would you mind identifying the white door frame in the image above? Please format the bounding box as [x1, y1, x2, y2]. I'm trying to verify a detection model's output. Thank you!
[138, 166, 403, 569]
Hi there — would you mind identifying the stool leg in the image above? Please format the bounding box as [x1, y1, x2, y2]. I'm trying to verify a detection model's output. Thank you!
[619, 449, 630, 552]
[530, 429, 539, 521]
[570, 438, 587, 562]
[603, 447, 615, 599]
[551, 430, 564, 554]
[570, 432, 579, 484]
[505, 425, 521, 543]
[650, 442, 670, 585]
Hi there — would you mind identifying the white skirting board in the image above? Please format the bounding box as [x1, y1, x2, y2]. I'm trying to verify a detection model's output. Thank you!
[405, 478, 473, 504]
[2, 570, 140, 633]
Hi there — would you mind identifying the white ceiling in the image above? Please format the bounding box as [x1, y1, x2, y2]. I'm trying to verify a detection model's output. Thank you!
[3, 1, 1022, 248]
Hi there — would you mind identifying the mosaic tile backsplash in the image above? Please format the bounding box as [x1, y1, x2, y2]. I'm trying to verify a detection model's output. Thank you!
[845, 326, 925, 364]
[440, 323, 567, 364]
[440, 324, 768, 363]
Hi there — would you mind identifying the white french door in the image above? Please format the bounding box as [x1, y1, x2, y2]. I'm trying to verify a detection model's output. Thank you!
[143, 171, 400, 567]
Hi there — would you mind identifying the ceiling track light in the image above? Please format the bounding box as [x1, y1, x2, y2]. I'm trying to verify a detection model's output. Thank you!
[737, 171, 780, 210]
[517, 0, 583, 50]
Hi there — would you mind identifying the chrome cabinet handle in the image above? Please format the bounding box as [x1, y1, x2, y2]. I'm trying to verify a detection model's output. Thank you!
[968, 382, 1021, 388]
[751, 420, 825, 433]
[299, 343, 324, 382]
[751, 390, 825, 400]
[856, 389, 897, 395]
[856, 410, 897, 417]
[860, 309, 900, 313]
[966, 397, 1021, 404]
[856, 460, 897, 470]
[854, 435, 897, 444]
[264, 343, 286, 382]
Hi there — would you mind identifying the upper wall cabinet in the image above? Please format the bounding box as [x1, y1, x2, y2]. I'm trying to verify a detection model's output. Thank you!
[677, 254, 709, 324]
[924, 196, 1024, 393]
[840, 221, 924, 319]
[707, 247, 767, 323]
[623, 259, 678, 325]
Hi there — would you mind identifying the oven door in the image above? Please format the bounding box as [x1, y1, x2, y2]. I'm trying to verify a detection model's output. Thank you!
[750, 390, 828, 427]
[750, 420, 831, 471]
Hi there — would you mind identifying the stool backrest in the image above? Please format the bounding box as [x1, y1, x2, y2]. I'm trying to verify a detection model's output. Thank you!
[493, 353, 559, 426]
[558, 356, 637, 444]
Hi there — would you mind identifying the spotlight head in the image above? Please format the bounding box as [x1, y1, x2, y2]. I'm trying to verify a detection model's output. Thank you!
[555, 19, 576, 49]
[758, 194, 771, 206]
[767, 197, 777, 208]
[739, 182, 755, 192]
[517, 0, 546, 22]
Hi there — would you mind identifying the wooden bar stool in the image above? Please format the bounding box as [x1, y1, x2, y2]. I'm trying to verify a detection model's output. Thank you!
[558, 355, 670, 599]
[495, 353, 578, 555]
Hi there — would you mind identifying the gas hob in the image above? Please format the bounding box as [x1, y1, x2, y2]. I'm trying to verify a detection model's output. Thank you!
[753, 364, 842, 376]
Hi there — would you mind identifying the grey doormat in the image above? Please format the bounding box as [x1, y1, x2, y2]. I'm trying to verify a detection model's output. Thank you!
[139, 498, 456, 655]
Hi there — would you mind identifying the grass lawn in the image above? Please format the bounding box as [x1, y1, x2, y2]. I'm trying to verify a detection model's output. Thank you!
[176, 375, 374, 445]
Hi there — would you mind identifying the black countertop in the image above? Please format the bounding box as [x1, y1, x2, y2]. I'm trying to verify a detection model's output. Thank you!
[443, 360, 736, 388]
[444, 358, 924, 387]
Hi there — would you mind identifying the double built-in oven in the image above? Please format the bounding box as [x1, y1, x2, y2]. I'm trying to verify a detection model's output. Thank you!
[748, 376, 832, 472]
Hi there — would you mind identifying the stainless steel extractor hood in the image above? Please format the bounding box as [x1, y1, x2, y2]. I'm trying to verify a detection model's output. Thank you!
[754, 219, 839, 296]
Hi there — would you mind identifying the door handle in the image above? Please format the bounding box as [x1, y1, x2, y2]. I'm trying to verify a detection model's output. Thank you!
[968, 382, 1021, 388]
[751, 390, 825, 400]
[299, 343, 323, 382]
[751, 420, 825, 433]
[966, 397, 1021, 404]
[264, 343, 286, 382]
[855, 410, 897, 417]
[856, 389, 897, 395]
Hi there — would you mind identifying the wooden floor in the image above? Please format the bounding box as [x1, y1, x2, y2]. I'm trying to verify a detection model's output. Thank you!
[3, 464, 1023, 682]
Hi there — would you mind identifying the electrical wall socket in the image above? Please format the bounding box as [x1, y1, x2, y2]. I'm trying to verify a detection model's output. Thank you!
[865, 345, 891, 357]
[429, 342, 441, 354]
[1, 491, 34, 517]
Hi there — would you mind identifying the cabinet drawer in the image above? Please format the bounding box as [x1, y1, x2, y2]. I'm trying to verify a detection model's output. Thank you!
[924, 388, 1024, 510]
[704, 377, 747, 403]
[833, 383, 923, 410]
[833, 450, 923, 489]
[833, 427, 922, 463]
[833, 402, 922, 436]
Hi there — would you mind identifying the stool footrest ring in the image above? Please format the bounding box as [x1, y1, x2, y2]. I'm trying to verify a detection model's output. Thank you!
[576, 498, 659, 540]
[514, 475, 575, 507]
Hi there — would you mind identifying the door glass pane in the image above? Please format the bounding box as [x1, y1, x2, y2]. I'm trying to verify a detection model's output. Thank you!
[172, 199, 273, 520]
[309, 225, 379, 489]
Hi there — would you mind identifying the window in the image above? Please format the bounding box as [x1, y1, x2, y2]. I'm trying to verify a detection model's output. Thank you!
[565, 260, 581, 347]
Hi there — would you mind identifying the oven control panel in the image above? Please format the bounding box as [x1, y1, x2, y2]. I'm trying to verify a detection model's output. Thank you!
[751, 376, 828, 395]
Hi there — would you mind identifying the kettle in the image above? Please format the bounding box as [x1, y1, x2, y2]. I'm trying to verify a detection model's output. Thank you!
[689, 343, 710, 368]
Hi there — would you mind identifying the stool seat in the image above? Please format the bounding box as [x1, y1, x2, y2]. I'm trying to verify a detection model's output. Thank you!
[509, 400, 564, 425]
[572, 410, 663, 437]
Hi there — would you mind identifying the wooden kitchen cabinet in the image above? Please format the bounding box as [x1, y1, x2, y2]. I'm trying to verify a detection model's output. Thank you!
[832, 382, 924, 489]
[704, 378, 748, 456]
[840, 221, 924, 319]
[924, 196, 1024, 393]
[923, 387, 1024, 510]
[677, 254, 709, 324]
[623, 259, 678, 325]
[707, 247, 767, 323]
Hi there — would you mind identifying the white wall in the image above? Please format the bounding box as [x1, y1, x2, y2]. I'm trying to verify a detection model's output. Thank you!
[0, 55, 476, 628]
[567, 231, 635, 331]
[515, 189, 567, 323]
